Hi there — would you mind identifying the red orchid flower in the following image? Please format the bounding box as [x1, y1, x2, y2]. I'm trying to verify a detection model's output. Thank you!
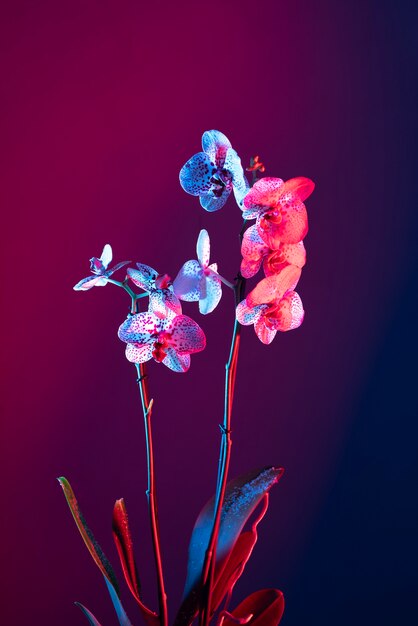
[242, 177, 314, 249]
[240, 224, 306, 279]
[236, 265, 304, 344]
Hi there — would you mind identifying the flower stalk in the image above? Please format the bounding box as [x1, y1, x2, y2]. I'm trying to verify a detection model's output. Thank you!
[135, 362, 168, 626]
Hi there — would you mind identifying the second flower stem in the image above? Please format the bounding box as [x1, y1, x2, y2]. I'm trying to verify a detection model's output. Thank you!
[135, 362, 168, 626]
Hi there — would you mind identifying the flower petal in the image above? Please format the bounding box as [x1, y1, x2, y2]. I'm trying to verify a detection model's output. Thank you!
[241, 225, 269, 278]
[281, 176, 315, 201]
[73, 275, 106, 291]
[125, 343, 153, 363]
[254, 316, 277, 344]
[242, 177, 284, 218]
[173, 260, 202, 301]
[199, 273, 222, 315]
[197, 229, 210, 268]
[246, 265, 302, 307]
[224, 148, 249, 207]
[163, 348, 190, 373]
[118, 312, 165, 343]
[202, 130, 231, 167]
[149, 290, 182, 320]
[275, 290, 304, 331]
[170, 315, 206, 354]
[180, 152, 214, 196]
[128, 264, 158, 291]
[200, 190, 230, 212]
[236, 300, 266, 326]
[100, 244, 113, 269]
[106, 261, 131, 276]
[257, 197, 308, 246]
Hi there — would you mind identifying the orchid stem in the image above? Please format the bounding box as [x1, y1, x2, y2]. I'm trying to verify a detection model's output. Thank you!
[107, 277, 148, 303]
[200, 223, 248, 626]
[134, 362, 168, 626]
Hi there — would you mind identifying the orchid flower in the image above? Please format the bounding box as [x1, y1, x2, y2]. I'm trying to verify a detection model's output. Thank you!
[241, 224, 306, 279]
[236, 265, 304, 344]
[73, 244, 130, 291]
[242, 177, 314, 249]
[127, 264, 181, 319]
[179, 130, 249, 211]
[173, 230, 223, 315]
[118, 311, 206, 373]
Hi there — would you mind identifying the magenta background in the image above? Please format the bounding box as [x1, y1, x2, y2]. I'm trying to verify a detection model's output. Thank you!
[1, 1, 417, 625]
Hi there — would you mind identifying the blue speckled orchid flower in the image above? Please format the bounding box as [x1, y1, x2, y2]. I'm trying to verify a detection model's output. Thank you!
[118, 311, 206, 373]
[73, 244, 130, 291]
[127, 263, 182, 320]
[179, 130, 249, 211]
[173, 229, 222, 314]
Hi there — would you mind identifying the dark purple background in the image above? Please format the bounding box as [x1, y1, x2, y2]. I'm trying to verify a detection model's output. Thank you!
[1, 1, 417, 624]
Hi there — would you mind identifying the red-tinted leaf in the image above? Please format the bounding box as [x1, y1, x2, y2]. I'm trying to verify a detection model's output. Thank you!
[223, 589, 285, 626]
[112, 499, 159, 626]
[211, 495, 270, 614]
[58, 477, 119, 594]
[174, 468, 283, 626]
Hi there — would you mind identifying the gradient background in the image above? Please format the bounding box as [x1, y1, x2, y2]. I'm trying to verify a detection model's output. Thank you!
[1, 1, 417, 624]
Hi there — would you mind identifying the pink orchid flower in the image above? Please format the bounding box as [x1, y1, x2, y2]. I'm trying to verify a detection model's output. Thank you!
[236, 265, 304, 344]
[173, 229, 222, 314]
[73, 244, 130, 291]
[127, 263, 182, 319]
[118, 311, 206, 373]
[242, 177, 314, 249]
[241, 224, 306, 279]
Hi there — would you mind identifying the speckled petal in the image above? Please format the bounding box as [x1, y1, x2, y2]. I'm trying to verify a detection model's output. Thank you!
[180, 152, 214, 196]
[224, 148, 249, 207]
[202, 130, 231, 167]
[254, 316, 277, 344]
[173, 260, 202, 301]
[197, 229, 210, 268]
[73, 275, 104, 291]
[163, 348, 190, 373]
[246, 265, 302, 307]
[281, 177, 315, 201]
[149, 290, 182, 319]
[236, 300, 266, 326]
[241, 224, 269, 260]
[125, 343, 153, 363]
[118, 311, 165, 343]
[275, 290, 305, 331]
[170, 315, 206, 354]
[282, 241, 306, 267]
[128, 264, 158, 291]
[200, 190, 230, 212]
[199, 273, 222, 315]
[241, 257, 263, 278]
[257, 197, 308, 247]
[242, 177, 284, 218]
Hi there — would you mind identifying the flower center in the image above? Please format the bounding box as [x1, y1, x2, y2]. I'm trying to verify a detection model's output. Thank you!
[155, 273, 171, 290]
[265, 249, 286, 273]
[210, 169, 232, 198]
[263, 302, 283, 330]
[152, 331, 171, 363]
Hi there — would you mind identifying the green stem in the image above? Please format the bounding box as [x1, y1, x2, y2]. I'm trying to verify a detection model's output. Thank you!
[135, 362, 168, 626]
[200, 222, 248, 626]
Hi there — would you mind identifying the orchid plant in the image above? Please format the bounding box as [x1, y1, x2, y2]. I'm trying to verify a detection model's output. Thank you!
[60, 130, 314, 626]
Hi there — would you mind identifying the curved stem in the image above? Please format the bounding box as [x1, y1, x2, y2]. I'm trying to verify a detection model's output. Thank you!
[134, 363, 168, 626]
[200, 223, 248, 626]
